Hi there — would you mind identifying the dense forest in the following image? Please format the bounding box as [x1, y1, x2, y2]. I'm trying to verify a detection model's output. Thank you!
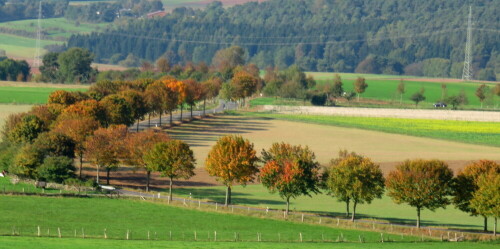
[68, 0, 499, 80]
[0, 0, 163, 23]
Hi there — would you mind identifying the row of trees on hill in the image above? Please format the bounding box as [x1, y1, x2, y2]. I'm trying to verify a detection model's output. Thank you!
[205, 135, 499, 232]
[67, 0, 500, 80]
[0, 75, 222, 188]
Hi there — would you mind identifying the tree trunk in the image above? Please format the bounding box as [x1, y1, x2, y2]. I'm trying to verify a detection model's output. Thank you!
[106, 168, 110, 185]
[136, 119, 139, 132]
[203, 99, 206, 116]
[148, 114, 151, 127]
[96, 166, 100, 184]
[159, 113, 162, 126]
[416, 207, 421, 228]
[225, 185, 232, 206]
[345, 198, 350, 217]
[180, 105, 183, 121]
[79, 154, 83, 179]
[484, 216, 488, 232]
[494, 217, 497, 236]
[351, 201, 357, 221]
[169, 111, 173, 126]
[357, 93, 360, 102]
[146, 170, 151, 192]
[286, 196, 291, 215]
[190, 104, 193, 119]
[169, 177, 173, 201]
[400, 94, 403, 105]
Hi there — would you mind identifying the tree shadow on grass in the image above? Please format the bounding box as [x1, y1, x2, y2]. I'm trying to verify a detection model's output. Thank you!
[303, 210, 484, 231]
[171, 187, 285, 206]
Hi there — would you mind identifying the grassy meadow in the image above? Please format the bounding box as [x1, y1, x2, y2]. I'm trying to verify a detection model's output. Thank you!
[2, 237, 497, 249]
[0, 33, 62, 58]
[0, 86, 86, 104]
[0, 195, 419, 243]
[170, 184, 496, 232]
[237, 112, 500, 147]
[304, 72, 500, 109]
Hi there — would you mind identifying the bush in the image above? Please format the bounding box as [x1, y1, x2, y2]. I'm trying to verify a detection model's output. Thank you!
[310, 94, 327, 106]
[37, 156, 75, 183]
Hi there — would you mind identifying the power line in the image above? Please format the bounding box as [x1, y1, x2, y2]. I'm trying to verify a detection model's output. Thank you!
[462, 6, 473, 81]
[33, 0, 42, 68]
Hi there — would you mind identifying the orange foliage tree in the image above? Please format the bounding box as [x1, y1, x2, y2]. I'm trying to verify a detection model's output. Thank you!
[205, 135, 258, 206]
[165, 78, 185, 121]
[144, 140, 195, 201]
[60, 99, 107, 127]
[119, 89, 148, 131]
[53, 116, 99, 178]
[260, 143, 320, 214]
[470, 173, 500, 236]
[386, 159, 454, 228]
[123, 130, 169, 191]
[84, 125, 128, 184]
[453, 160, 500, 231]
[47, 90, 78, 106]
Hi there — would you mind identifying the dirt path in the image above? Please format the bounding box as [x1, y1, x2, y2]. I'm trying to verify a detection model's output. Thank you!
[262, 105, 500, 122]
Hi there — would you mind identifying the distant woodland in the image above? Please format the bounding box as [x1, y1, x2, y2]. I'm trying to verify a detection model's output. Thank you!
[67, 0, 500, 80]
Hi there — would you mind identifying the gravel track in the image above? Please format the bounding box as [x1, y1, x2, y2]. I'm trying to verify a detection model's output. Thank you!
[262, 105, 500, 122]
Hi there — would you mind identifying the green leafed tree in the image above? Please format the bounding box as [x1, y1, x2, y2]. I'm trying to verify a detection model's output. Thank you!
[470, 173, 500, 236]
[57, 47, 95, 84]
[386, 159, 454, 228]
[144, 140, 195, 201]
[37, 156, 76, 184]
[453, 160, 500, 231]
[323, 152, 385, 221]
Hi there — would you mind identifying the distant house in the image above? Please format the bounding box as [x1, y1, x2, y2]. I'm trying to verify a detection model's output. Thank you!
[146, 10, 167, 19]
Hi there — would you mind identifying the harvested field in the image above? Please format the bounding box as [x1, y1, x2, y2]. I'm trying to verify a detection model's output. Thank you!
[166, 115, 499, 167]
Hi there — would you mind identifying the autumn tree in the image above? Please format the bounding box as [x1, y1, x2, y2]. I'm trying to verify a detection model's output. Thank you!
[7, 114, 46, 143]
[453, 160, 500, 231]
[48, 90, 78, 106]
[156, 57, 170, 73]
[53, 116, 99, 178]
[201, 77, 222, 115]
[205, 135, 259, 206]
[100, 94, 135, 127]
[123, 130, 169, 192]
[29, 104, 64, 129]
[397, 79, 405, 104]
[386, 159, 454, 228]
[85, 125, 127, 184]
[166, 78, 186, 121]
[475, 84, 488, 108]
[144, 81, 168, 126]
[323, 152, 385, 221]
[184, 79, 204, 118]
[260, 143, 320, 214]
[212, 46, 245, 72]
[353, 77, 368, 101]
[470, 173, 500, 236]
[230, 71, 258, 105]
[60, 99, 107, 126]
[119, 90, 148, 131]
[144, 140, 195, 200]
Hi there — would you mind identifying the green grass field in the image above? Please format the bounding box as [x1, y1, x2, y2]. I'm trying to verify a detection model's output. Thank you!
[236, 112, 500, 147]
[169, 184, 496, 232]
[0, 237, 497, 249]
[0, 86, 86, 104]
[0, 195, 419, 243]
[0, 33, 62, 58]
[0, 18, 109, 39]
[311, 77, 498, 109]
